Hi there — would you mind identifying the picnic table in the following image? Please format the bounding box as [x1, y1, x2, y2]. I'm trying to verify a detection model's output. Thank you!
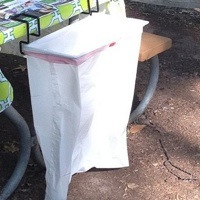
[0, 0, 173, 199]
[0, 0, 126, 199]
[0, 0, 107, 199]
[0, 1, 174, 199]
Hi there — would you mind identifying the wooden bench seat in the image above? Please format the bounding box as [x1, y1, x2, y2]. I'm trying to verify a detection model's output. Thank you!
[139, 32, 172, 62]
[129, 32, 172, 124]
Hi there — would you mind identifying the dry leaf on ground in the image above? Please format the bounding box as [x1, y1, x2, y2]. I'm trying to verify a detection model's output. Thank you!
[128, 124, 146, 134]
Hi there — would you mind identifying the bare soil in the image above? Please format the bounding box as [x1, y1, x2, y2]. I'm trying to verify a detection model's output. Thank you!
[1, 2, 200, 199]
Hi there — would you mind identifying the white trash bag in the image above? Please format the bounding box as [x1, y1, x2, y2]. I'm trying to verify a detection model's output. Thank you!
[24, 14, 148, 200]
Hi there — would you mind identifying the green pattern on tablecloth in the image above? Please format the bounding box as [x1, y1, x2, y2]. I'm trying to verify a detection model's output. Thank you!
[0, 70, 13, 113]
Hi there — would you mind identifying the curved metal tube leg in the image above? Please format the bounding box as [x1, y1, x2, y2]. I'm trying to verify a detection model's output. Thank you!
[31, 127, 45, 169]
[129, 55, 159, 124]
[0, 106, 31, 200]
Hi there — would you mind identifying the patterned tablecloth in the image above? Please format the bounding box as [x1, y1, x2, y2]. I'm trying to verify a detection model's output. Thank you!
[0, 0, 108, 45]
[0, 69, 13, 113]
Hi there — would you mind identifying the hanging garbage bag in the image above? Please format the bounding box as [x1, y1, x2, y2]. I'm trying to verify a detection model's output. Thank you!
[24, 14, 148, 200]
[0, 70, 13, 113]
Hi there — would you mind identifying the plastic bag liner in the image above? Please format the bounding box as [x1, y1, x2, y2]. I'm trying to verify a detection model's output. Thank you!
[24, 14, 148, 200]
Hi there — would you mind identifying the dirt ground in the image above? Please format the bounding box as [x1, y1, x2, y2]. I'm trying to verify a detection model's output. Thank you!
[1, 2, 200, 200]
